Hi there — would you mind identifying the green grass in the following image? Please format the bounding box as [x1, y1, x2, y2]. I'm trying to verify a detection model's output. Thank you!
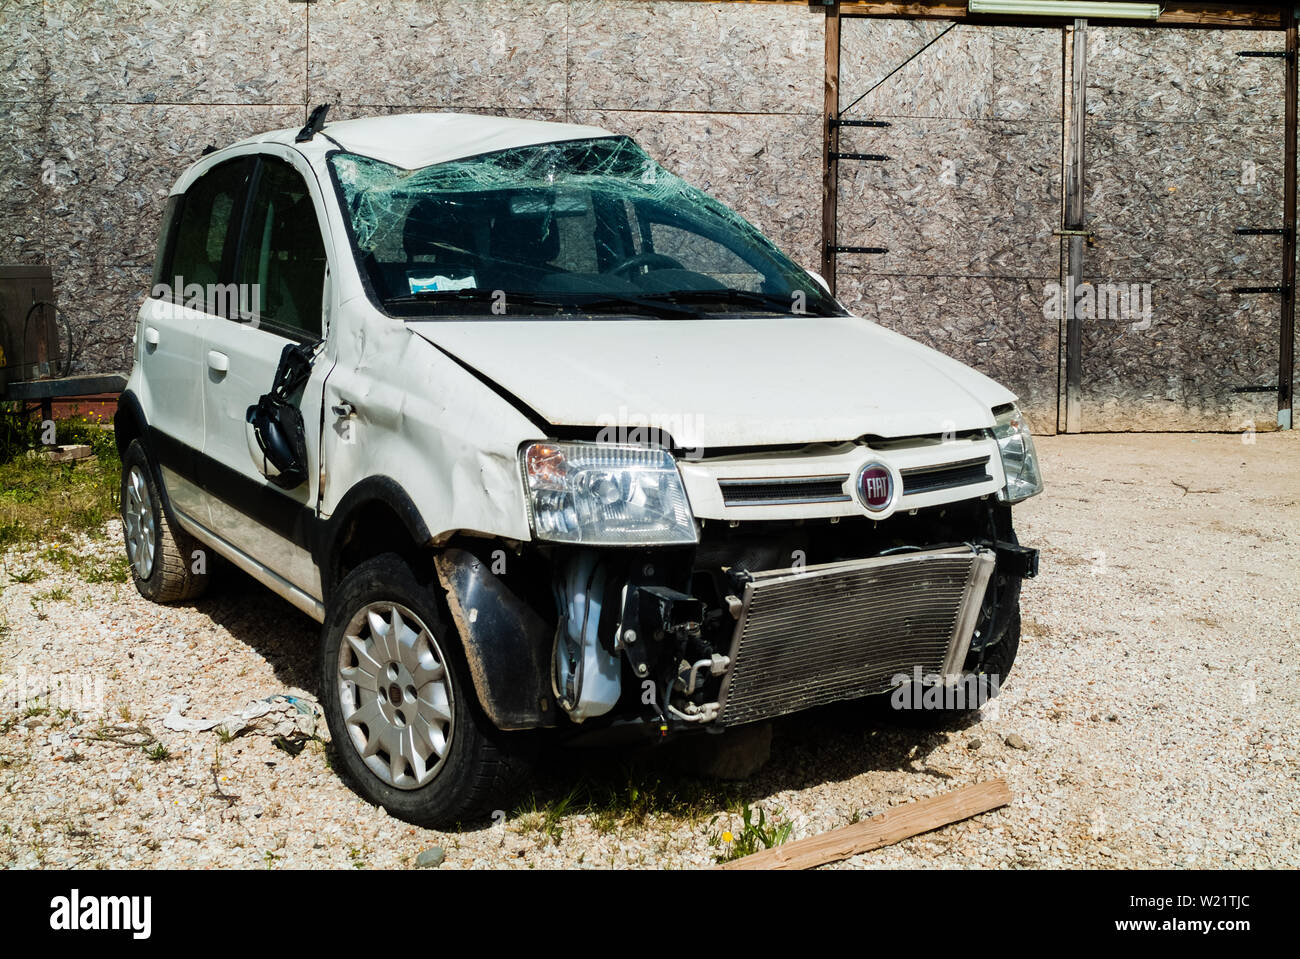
[0, 413, 121, 551]
[710, 803, 794, 864]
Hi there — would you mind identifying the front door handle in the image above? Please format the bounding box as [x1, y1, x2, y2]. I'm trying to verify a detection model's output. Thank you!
[143, 326, 160, 347]
[207, 350, 229, 373]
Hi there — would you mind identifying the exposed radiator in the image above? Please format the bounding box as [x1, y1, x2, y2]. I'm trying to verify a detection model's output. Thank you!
[717, 546, 995, 726]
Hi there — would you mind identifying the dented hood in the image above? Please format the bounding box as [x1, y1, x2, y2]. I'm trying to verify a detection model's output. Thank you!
[410, 315, 1015, 449]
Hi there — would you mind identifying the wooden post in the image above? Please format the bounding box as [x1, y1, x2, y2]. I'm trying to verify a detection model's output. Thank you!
[822, 1, 841, 293]
[1281, 12, 1297, 430]
[1063, 19, 1087, 434]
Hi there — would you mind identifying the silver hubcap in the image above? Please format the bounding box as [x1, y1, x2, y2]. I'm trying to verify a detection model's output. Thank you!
[337, 602, 454, 790]
[122, 465, 156, 580]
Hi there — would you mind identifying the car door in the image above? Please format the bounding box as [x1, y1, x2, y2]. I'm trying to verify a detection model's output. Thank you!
[198, 149, 334, 607]
[141, 156, 254, 527]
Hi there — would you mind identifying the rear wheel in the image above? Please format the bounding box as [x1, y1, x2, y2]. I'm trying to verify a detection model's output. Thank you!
[319, 553, 516, 827]
[120, 439, 209, 603]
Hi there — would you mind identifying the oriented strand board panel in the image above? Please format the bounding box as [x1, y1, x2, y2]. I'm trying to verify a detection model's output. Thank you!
[567, 0, 822, 114]
[0, 0, 47, 102]
[42, 104, 303, 372]
[0, 102, 47, 265]
[835, 21, 1062, 427]
[308, 0, 569, 111]
[43, 0, 308, 105]
[1077, 274, 1281, 432]
[1079, 27, 1286, 430]
[1085, 120, 1284, 282]
[1086, 27, 1285, 123]
[834, 117, 1061, 279]
[837, 273, 1059, 428]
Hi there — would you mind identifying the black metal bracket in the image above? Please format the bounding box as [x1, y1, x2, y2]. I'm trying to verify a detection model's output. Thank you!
[1232, 385, 1277, 394]
[1234, 285, 1290, 294]
[1238, 50, 1292, 58]
[1235, 227, 1292, 236]
[995, 542, 1039, 580]
[830, 245, 888, 255]
[830, 119, 891, 128]
[830, 152, 889, 161]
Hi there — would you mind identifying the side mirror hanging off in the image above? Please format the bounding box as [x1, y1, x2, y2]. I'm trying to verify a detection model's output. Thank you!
[246, 342, 316, 490]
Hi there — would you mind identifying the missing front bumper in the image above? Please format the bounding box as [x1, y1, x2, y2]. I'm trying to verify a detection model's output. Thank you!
[715, 546, 996, 727]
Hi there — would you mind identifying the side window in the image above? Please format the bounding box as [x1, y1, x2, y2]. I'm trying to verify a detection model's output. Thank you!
[149, 195, 182, 294]
[168, 159, 250, 307]
[236, 157, 327, 338]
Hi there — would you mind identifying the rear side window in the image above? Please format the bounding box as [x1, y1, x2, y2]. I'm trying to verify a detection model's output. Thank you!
[167, 159, 251, 305]
[149, 195, 182, 292]
[235, 157, 327, 338]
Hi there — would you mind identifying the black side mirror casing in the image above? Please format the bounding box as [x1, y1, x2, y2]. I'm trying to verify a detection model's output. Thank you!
[246, 398, 308, 490]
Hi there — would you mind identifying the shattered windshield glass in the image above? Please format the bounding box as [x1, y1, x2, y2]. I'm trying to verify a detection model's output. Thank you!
[327, 136, 844, 319]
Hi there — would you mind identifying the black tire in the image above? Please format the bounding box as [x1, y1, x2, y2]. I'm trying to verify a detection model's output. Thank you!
[120, 439, 209, 603]
[875, 603, 1021, 730]
[319, 553, 516, 827]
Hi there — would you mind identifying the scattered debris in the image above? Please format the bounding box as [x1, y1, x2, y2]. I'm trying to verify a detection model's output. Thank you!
[162, 694, 322, 745]
[1171, 479, 1221, 495]
[1005, 733, 1029, 750]
[718, 778, 1013, 870]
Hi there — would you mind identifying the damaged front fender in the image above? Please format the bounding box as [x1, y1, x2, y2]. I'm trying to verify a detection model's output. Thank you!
[434, 548, 558, 730]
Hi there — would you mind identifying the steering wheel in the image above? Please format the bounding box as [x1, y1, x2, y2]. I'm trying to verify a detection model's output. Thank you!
[609, 251, 686, 278]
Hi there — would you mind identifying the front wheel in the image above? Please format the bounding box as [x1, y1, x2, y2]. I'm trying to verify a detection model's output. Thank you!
[319, 553, 515, 827]
[876, 604, 1021, 729]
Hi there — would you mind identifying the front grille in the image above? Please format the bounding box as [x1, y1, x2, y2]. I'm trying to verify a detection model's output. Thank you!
[900, 456, 992, 496]
[718, 475, 850, 507]
[717, 547, 995, 726]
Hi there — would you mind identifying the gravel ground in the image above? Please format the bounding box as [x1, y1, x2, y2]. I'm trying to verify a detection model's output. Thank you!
[1, 432, 1297, 869]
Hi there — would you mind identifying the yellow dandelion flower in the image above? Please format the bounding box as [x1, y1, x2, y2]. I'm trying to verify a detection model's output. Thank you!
[722, 831, 734, 843]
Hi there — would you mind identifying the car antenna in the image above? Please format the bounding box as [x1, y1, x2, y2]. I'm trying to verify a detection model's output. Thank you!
[295, 103, 331, 143]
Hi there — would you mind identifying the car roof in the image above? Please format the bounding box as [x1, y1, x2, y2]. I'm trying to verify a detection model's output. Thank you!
[231, 111, 617, 170]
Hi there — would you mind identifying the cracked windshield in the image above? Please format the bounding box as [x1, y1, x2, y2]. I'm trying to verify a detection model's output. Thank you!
[328, 136, 843, 319]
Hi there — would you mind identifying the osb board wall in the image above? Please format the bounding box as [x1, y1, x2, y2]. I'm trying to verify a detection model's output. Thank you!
[1082, 26, 1285, 433]
[0, 2, 1291, 434]
[834, 20, 1065, 431]
[0, 0, 824, 374]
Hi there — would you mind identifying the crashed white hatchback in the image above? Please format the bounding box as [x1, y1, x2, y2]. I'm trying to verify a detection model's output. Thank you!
[116, 109, 1042, 826]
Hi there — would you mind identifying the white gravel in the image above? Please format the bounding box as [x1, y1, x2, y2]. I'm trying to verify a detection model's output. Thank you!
[1, 431, 1297, 869]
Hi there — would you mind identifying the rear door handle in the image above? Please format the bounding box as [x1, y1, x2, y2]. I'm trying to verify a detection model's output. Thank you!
[207, 350, 229, 373]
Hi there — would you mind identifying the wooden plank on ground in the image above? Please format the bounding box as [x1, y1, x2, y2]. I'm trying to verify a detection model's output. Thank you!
[718, 778, 1012, 870]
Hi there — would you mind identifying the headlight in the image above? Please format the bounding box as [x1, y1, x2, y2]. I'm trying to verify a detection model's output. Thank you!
[992, 405, 1043, 503]
[520, 442, 698, 545]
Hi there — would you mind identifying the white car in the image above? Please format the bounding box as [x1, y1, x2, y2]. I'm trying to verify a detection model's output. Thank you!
[116, 108, 1042, 826]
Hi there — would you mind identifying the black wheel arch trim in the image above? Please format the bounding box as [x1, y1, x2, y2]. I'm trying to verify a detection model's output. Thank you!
[312, 475, 434, 603]
[115, 391, 183, 530]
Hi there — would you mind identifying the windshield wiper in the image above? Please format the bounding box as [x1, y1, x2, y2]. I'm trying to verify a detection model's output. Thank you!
[385, 288, 698, 319]
[383, 288, 563, 310]
[640, 288, 840, 315]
